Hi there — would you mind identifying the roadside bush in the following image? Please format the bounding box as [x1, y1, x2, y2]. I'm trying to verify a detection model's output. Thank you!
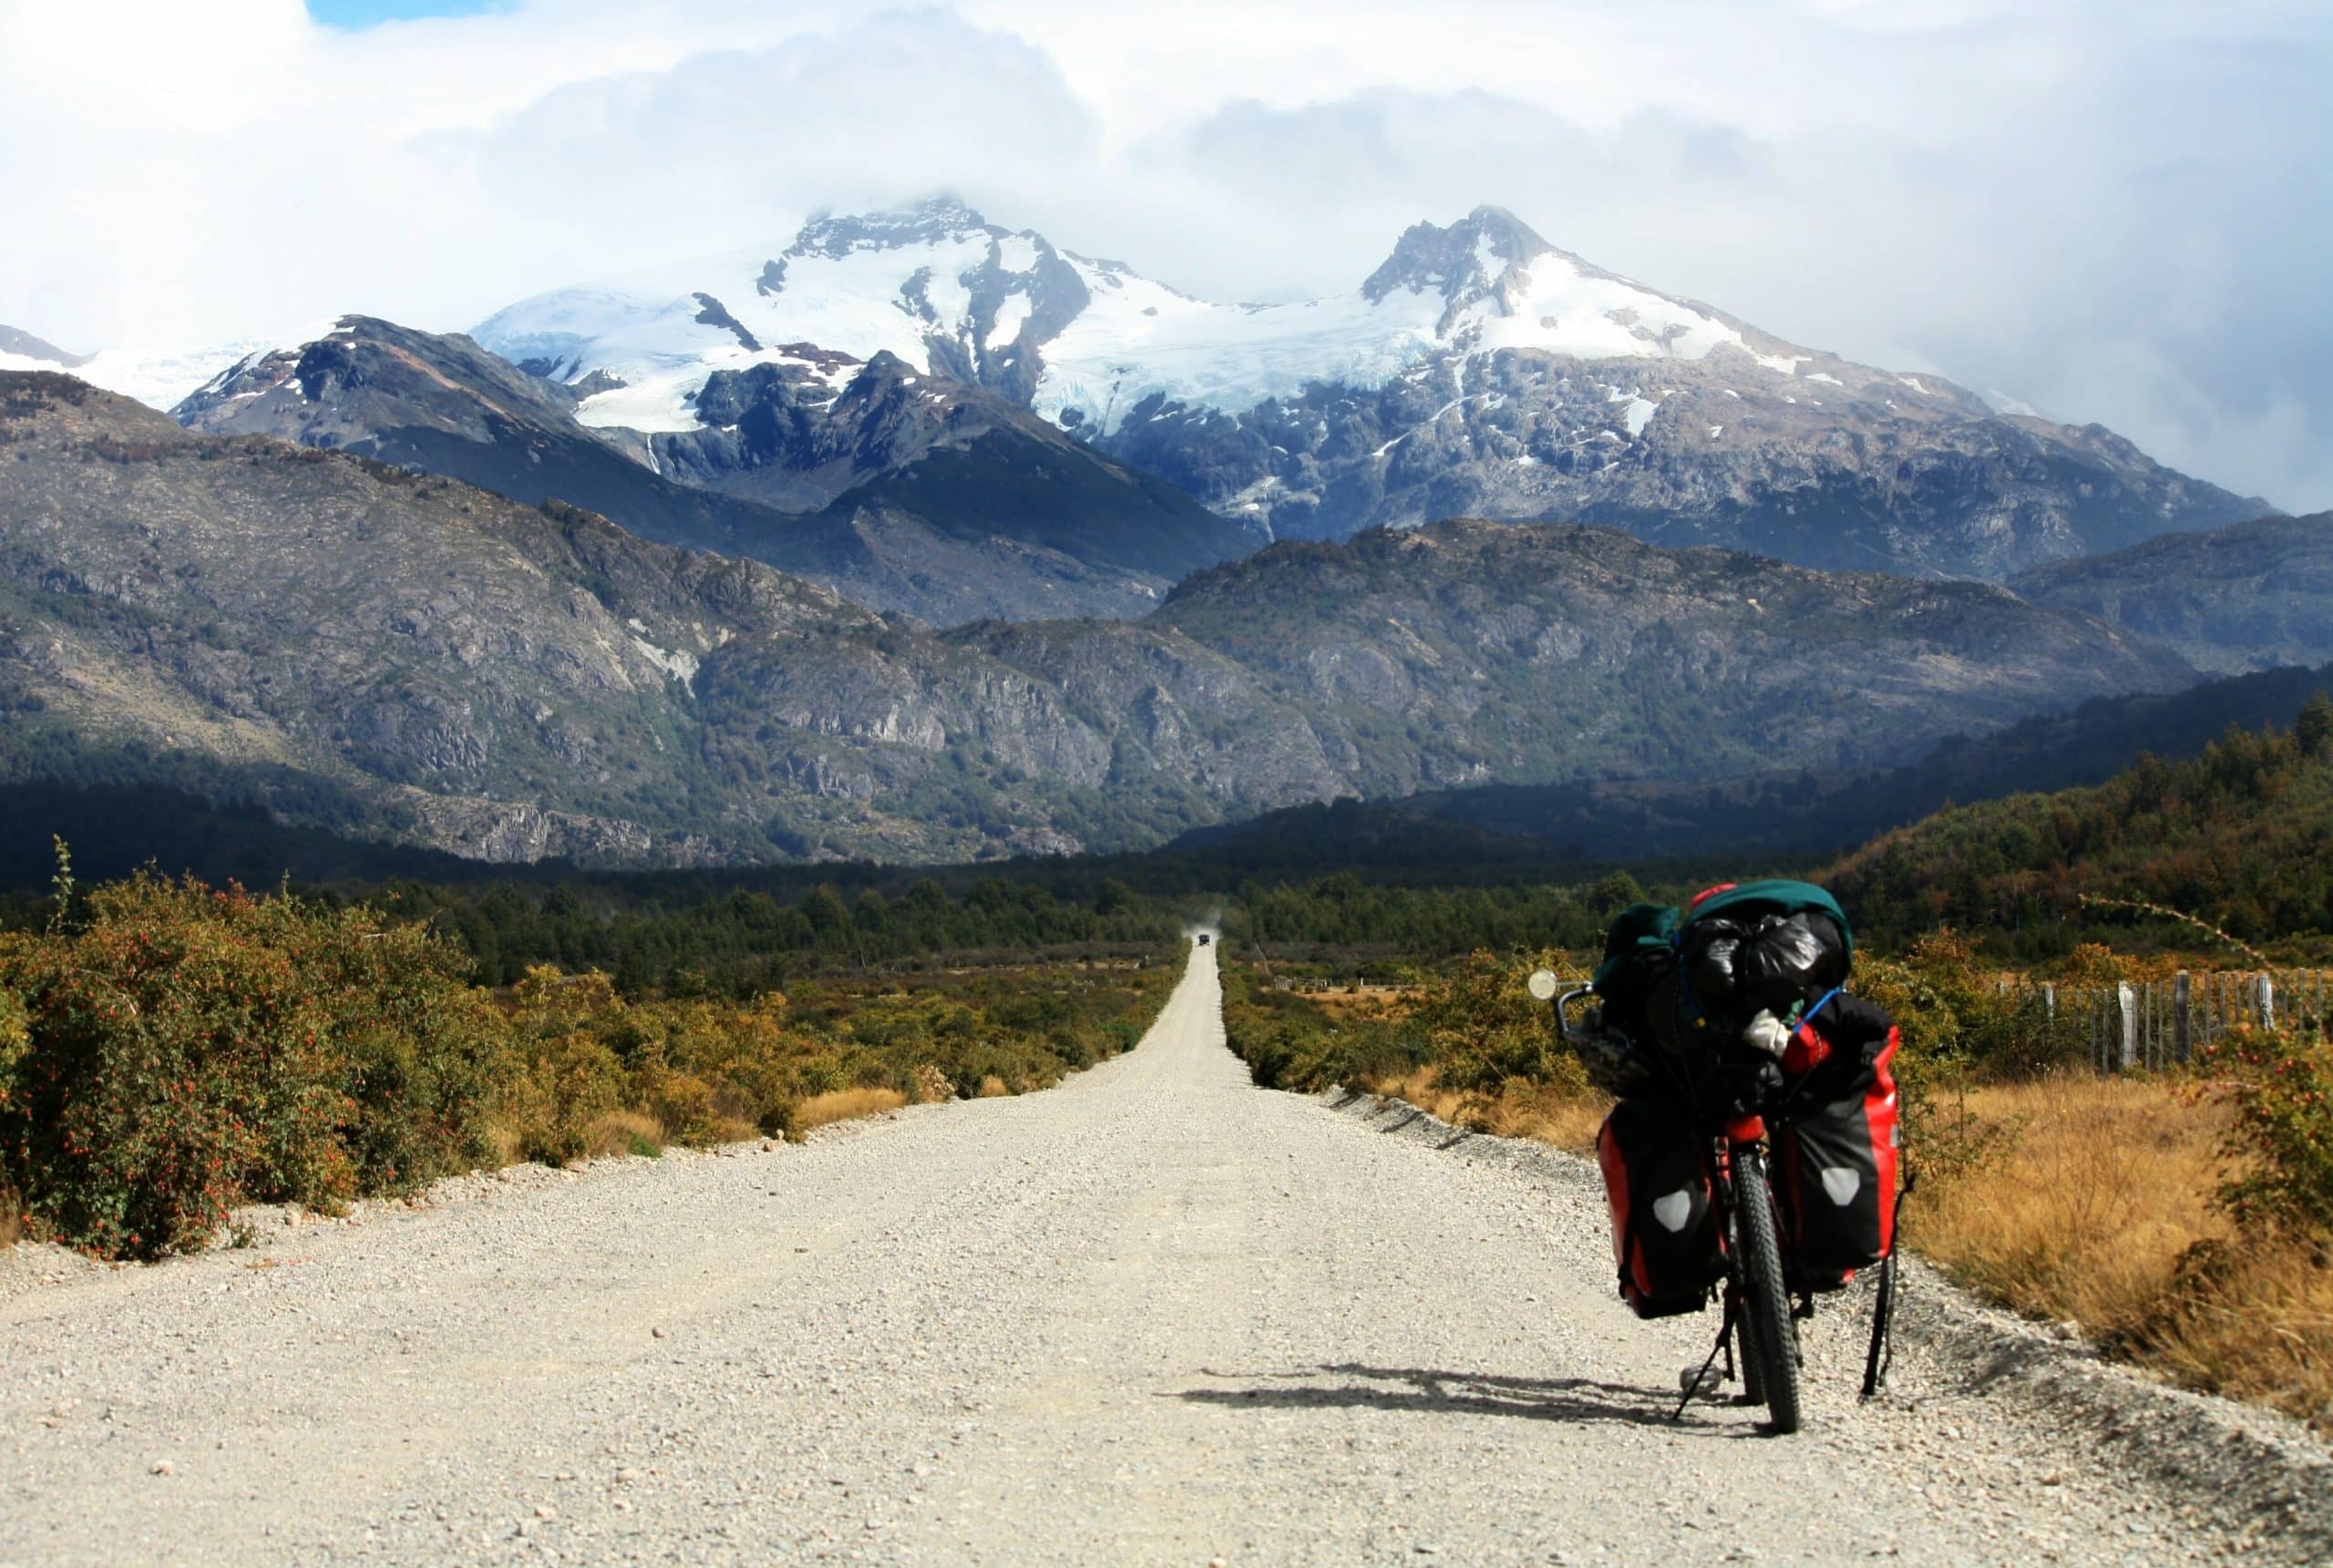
[0, 876, 1177, 1259]
[265, 901, 500, 1193]
[2206, 1026, 2333, 1235]
[0, 877, 358, 1256]
[1854, 931, 2096, 1183]
[497, 1028, 625, 1165]
[1220, 967, 1422, 1091]
[1407, 951, 1567, 1093]
[0, 981, 29, 1242]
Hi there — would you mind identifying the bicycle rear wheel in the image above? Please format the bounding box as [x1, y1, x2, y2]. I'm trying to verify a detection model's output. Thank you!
[1733, 1149, 1804, 1434]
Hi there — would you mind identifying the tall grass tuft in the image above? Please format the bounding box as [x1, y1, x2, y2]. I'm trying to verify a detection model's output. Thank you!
[787, 1087, 910, 1133]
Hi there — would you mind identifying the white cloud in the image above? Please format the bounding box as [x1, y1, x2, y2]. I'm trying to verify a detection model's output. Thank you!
[449, 8, 1101, 284]
[0, 0, 2326, 509]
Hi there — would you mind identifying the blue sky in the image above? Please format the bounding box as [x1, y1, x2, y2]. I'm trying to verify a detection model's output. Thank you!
[307, 1, 504, 27]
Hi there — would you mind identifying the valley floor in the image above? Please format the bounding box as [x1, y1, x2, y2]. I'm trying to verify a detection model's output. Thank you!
[2, 947, 2324, 1563]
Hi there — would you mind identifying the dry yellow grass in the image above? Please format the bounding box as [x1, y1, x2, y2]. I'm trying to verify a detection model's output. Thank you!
[1917, 1071, 2332, 1432]
[1311, 986, 1421, 1025]
[1914, 1075, 2234, 1337]
[788, 1086, 910, 1133]
[976, 1075, 1012, 1099]
[1370, 1066, 1608, 1153]
[2143, 1237, 2333, 1429]
[585, 1111, 668, 1160]
[480, 1118, 527, 1170]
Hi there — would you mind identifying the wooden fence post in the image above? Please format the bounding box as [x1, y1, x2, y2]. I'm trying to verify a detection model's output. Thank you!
[2256, 973, 2276, 1030]
[2117, 982, 2137, 1071]
[2174, 971, 2192, 1062]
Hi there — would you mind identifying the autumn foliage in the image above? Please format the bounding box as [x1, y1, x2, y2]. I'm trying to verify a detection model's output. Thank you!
[0, 873, 498, 1257]
[0, 868, 1173, 1260]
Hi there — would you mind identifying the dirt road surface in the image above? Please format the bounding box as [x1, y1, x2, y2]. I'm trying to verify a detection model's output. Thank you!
[2, 943, 2321, 1563]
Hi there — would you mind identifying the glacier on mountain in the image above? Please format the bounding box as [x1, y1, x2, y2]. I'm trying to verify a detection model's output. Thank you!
[471, 200, 1849, 446]
[2, 339, 278, 414]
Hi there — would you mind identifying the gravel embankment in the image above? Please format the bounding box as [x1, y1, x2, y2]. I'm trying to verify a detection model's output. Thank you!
[3, 943, 2326, 1563]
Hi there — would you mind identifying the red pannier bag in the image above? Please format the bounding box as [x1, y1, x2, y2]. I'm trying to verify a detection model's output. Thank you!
[1596, 1098, 1726, 1318]
[1775, 993, 1902, 1283]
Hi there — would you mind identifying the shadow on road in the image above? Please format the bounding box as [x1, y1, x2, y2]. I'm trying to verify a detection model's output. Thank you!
[1173, 1361, 1763, 1436]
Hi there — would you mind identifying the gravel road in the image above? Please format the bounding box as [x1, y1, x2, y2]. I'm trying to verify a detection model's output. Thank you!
[3, 942, 2325, 1564]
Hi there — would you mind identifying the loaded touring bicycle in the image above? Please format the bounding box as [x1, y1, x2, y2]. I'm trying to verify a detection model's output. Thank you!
[1527, 880, 1906, 1434]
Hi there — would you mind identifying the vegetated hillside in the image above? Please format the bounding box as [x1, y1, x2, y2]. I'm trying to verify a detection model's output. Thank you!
[479, 198, 2268, 579]
[178, 318, 1254, 626]
[1827, 694, 2333, 948]
[2009, 512, 2333, 673]
[0, 373, 2204, 867]
[1183, 661, 2333, 867]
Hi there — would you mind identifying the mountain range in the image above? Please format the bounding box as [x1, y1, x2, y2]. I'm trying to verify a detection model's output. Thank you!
[474, 200, 2266, 579]
[0, 200, 2276, 613]
[0, 371, 2193, 866]
[1, 198, 2315, 873]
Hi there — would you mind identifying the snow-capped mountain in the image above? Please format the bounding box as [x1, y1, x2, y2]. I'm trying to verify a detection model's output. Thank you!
[475, 200, 2266, 579]
[478, 200, 1808, 442]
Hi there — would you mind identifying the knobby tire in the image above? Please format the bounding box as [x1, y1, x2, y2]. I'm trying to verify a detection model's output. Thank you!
[1734, 1149, 1804, 1434]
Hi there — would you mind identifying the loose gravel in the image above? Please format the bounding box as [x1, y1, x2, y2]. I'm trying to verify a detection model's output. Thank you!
[3, 945, 2327, 1564]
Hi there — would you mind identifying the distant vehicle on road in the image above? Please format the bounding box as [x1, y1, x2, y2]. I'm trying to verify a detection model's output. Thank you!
[1195, 933, 1211, 947]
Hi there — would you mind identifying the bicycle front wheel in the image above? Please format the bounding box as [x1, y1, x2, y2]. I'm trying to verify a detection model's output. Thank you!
[1733, 1148, 1804, 1434]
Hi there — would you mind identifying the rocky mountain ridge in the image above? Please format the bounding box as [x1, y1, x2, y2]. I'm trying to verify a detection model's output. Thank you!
[1, 370, 2196, 866]
[0, 325, 87, 368]
[176, 317, 1253, 626]
[2009, 512, 2333, 673]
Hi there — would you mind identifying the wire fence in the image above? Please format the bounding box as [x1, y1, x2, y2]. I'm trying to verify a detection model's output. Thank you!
[2036, 970, 2333, 1071]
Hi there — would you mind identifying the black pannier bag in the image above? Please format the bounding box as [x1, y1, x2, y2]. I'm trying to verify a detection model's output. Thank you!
[1638, 966, 1736, 1112]
[1680, 908, 1851, 1026]
[1584, 886, 1851, 1108]
[1775, 994, 1903, 1282]
[1595, 1098, 1726, 1318]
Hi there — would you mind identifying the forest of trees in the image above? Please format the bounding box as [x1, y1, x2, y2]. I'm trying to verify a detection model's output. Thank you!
[1829, 696, 2333, 958]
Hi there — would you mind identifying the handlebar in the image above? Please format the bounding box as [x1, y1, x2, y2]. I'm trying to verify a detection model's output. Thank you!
[1551, 982, 1599, 1047]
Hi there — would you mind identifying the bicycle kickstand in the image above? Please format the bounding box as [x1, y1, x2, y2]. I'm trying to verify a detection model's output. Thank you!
[1673, 1295, 1737, 1422]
